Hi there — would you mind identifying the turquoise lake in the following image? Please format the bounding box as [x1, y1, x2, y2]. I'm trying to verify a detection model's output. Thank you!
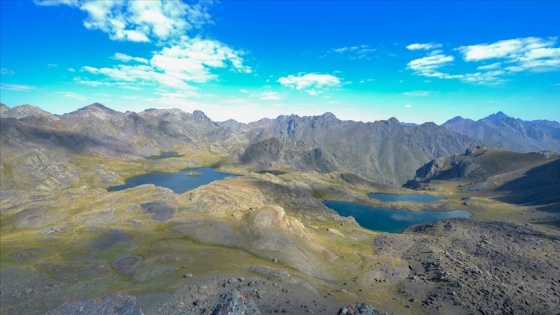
[368, 193, 444, 203]
[107, 168, 235, 194]
[324, 201, 471, 233]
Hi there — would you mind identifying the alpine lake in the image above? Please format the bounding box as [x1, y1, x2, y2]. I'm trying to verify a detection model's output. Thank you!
[109, 170, 470, 233]
[325, 192, 471, 233]
[107, 167, 235, 194]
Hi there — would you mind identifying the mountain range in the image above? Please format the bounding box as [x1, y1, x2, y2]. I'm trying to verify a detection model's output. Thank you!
[2, 103, 559, 188]
[443, 111, 560, 152]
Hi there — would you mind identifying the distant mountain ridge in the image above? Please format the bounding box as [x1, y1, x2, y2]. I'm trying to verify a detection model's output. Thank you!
[240, 113, 478, 184]
[443, 111, 560, 152]
[0, 103, 484, 188]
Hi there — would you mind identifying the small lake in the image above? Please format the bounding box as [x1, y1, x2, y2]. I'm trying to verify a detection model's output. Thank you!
[368, 193, 444, 203]
[324, 201, 471, 233]
[107, 168, 235, 194]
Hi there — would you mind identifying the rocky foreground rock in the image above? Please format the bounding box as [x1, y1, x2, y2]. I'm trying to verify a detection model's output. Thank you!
[45, 290, 387, 315]
[44, 293, 144, 315]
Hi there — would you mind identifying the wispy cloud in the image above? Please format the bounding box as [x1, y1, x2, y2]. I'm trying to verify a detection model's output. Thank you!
[329, 45, 376, 60]
[407, 53, 507, 85]
[67, 68, 76, 72]
[404, 90, 431, 96]
[405, 104, 412, 108]
[46, 91, 87, 100]
[38, 1, 250, 94]
[253, 91, 282, 101]
[36, 0, 212, 43]
[111, 53, 149, 64]
[406, 43, 442, 51]
[359, 78, 375, 84]
[458, 37, 560, 72]
[34, 0, 78, 6]
[78, 37, 250, 90]
[407, 54, 454, 78]
[0, 68, 15, 75]
[405, 37, 560, 85]
[0, 83, 35, 91]
[477, 62, 501, 70]
[47, 63, 58, 68]
[278, 73, 341, 95]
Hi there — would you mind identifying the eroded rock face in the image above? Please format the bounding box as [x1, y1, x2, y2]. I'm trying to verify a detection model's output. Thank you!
[211, 290, 261, 315]
[337, 303, 388, 315]
[44, 293, 144, 315]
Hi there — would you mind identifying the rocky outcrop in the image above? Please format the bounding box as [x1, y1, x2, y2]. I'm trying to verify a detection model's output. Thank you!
[403, 148, 559, 190]
[337, 303, 388, 315]
[404, 154, 486, 190]
[44, 293, 144, 315]
[211, 290, 261, 315]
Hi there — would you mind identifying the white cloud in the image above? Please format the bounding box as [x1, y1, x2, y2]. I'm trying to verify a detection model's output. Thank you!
[112, 52, 149, 64]
[406, 43, 442, 51]
[278, 73, 341, 94]
[0, 83, 35, 91]
[458, 70, 507, 85]
[405, 104, 412, 108]
[407, 54, 454, 77]
[404, 91, 431, 96]
[406, 38, 560, 85]
[47, 63, 58, 68]
[458, 37, 560, 72]
[47, 91, 87, 100]
[477, 62, 501, 70]
[78, 37, 250, 90]
[254, 91, 282, 101]
[330, 45, 376, 59]
[151, 37, 251, 83]
[74, 76, 145, 90]
[38, 0, 213, 43]
[67, 68, 76, 72]
[1, 68, 15, 75]
[407, 53, 507, 86]
[34, 0, 79, 6]
[34, 0, 251, 99]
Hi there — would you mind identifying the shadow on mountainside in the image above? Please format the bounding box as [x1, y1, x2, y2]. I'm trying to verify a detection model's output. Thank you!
[495, 159, 560, 212]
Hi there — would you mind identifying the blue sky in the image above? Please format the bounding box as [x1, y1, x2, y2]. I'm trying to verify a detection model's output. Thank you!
[1, 1, 559, 123]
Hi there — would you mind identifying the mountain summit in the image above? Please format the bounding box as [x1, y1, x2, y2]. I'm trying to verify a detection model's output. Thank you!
[484, 111, 509, 123]
[443, 112, 560, 152]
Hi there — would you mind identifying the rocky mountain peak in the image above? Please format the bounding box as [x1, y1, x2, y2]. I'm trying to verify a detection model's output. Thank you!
[1, 104, 59, 121]
[0, 103, 8, 115]
[321, 112, 337, 120]
[65, 102, 121, 120]
[192, 109, 211, 122]
[445, 116, 464, 124]
[484, 111, 509, 122]
[442, 111, 560, 152]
